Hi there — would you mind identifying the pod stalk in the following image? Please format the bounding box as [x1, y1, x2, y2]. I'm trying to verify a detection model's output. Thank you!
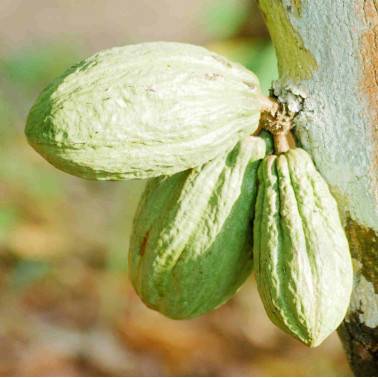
[259, 97, 297, 154]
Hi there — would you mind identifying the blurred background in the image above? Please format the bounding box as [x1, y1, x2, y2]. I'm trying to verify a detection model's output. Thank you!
[0, 0, 351, 376]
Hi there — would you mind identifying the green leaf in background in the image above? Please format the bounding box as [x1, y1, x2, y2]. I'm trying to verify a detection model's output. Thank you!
[0, 147, 64, 201]
[249, 42, 278, 94]
[0, 91, 17, 141]
[203, 0, 251, 39]
[0, 206, 19, 242]
[0, 41, 83, 91]
[0, 42, 78, 202]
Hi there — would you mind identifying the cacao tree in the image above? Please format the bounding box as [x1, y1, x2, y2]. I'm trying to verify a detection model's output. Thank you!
[257, 0, 378, 375]
[24, 1, 378, 375]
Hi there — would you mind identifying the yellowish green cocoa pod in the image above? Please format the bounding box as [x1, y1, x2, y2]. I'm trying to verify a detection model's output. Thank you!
[254, 148, 353, 347]
[129, 136, 266, 319]
[25, 42, 264, 180]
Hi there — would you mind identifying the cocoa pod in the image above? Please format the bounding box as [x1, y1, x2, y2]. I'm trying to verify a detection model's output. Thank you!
[254, 148, 353, 347]
[129, 136, 266, 319]
[25, 42, 263, 180]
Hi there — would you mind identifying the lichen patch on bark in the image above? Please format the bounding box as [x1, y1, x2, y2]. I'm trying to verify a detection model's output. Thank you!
[345, 219, 378, 293]
[345, 219, 378, 329]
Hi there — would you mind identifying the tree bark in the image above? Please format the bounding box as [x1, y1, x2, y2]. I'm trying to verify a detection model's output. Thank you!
[257, 0, 378, 376]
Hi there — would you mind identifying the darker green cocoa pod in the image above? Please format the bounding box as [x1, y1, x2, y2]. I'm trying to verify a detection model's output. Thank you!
[254, 148, 353, 347]
[129, 136, 266, 319]
[25, 42, 264, 180]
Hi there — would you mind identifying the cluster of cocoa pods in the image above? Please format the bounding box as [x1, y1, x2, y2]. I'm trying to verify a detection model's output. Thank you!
[26, 42, 353, 347]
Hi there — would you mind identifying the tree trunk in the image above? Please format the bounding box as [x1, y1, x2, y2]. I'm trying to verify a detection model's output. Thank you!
[257, 0, 378, 375]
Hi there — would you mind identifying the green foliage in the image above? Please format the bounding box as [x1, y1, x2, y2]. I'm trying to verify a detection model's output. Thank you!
[0, 148, 63, 200]
[0, 206, 19, 242]
[0, 42, 82, 202]
[203, 0, 251, 39]
[1, 41, 83, 91]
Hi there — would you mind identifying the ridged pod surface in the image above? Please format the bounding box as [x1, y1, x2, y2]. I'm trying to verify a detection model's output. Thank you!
[129, 136, 266, 319]
[25, 42, 263, 180]
[254, 148, 353, 347]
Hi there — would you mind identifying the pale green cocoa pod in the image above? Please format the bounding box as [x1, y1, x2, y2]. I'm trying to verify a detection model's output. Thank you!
[25, 42, 263, 180]
[254, 148, 353, 347]
[129, 136, 266, 319]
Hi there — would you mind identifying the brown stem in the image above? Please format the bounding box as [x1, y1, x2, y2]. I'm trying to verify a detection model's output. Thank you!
[274, 133, 290, 154]
[260, 100, 296, 138]
[273, 131, 296, 154]
[258, 97, 297, 153]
